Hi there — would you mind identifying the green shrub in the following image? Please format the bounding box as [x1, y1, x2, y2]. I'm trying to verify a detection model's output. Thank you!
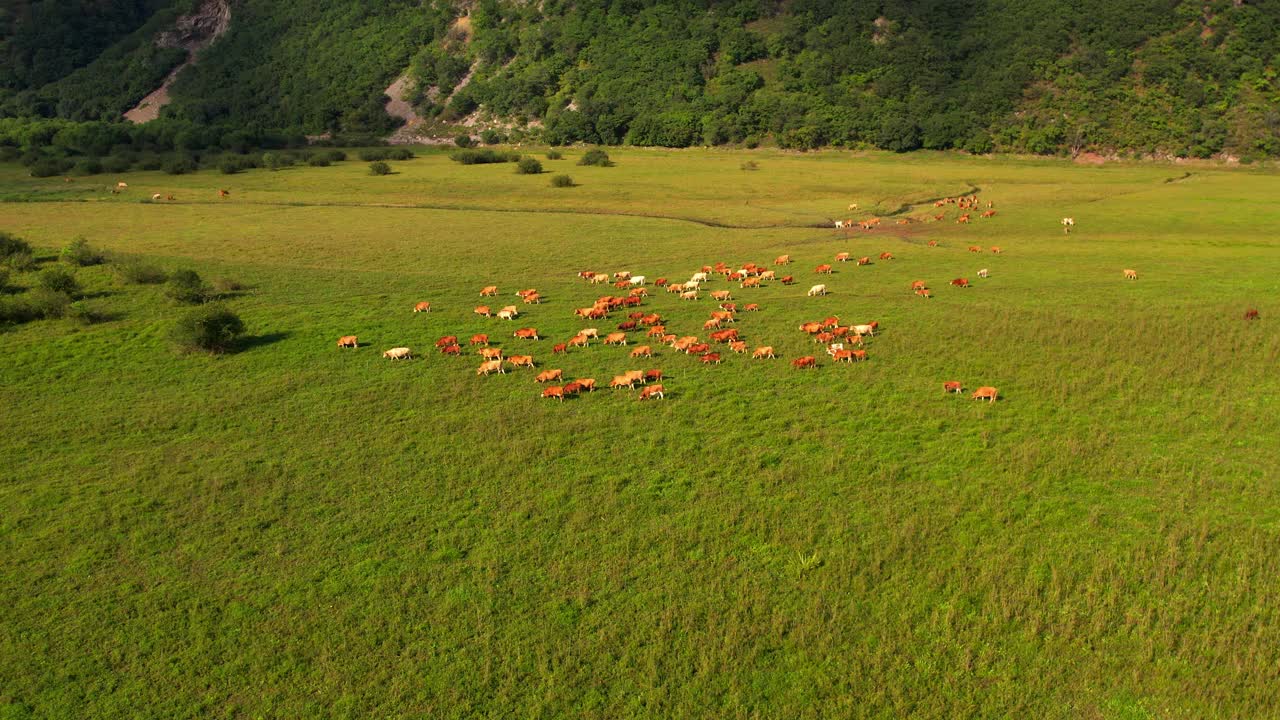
[449, 148, 521, 165]
[166, 269, 211, 304]
[112, 258, 168, 285]
[0, 268, 8, 291]
[550, 174, 574, 187]
[102, 155, 133, 173]
[358, 148, 392, 161]
[740, 160, 759, 171]
[219, 159, 243, 174]
[170, 304, 245, 354]
[516, 157, 543, 174]
[308, 156, 331, 167]
[0, 232, 32, 259]
[480, 129, 504, 145]
[0, 296, 36, 324]
[369, 161, 392, 175]
[138, 155, 163, 171]
[388, 148, 414, 160]
[323, 149, 347, 162]
[578, 148, 612, 167]
[263, 152, 296, 170]
[743, 136, 761, 149]
[212, 277, 246, 293]
[60, 237, 104, 266]
[163, 156, 197, 175]
[454, 135, 475, 148]
[6, 251, 36, 272]
[0, 146, 19, 162]
[29, 159, 72, 178]
[546, 149, 563, 160]
[38, 267, 81, 296]
[66, 301, 98, 326]
[73, 158, 104, 175]
[27, 288, 72, 319]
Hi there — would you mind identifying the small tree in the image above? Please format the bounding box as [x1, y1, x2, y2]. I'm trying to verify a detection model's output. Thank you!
[454, 135, 475, 148]
[550, 174, 574, 187]
[578, 148, 612, 166]
[516, 157, 543, 174]
[546, 149, 563, 160]
[112, 258, 168, 285]
[38, 267, 81, 296]
[27, 288, 72, 319]
[171, 304, 245, 354]
[0, 232, 31, 260]
[166, 269, 211, 304]
[60, 237, 104, 266]
[369, 161, 392, 175]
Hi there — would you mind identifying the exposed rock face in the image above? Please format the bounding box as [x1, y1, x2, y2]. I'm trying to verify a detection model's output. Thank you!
[124, 0, 231, 123]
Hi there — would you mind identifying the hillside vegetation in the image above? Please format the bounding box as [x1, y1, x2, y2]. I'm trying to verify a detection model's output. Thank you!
[1, 0, 1279, 153]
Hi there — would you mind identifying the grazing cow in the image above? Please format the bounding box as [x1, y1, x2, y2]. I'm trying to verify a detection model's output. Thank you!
[727, 272, 746, 283]
[507, 355, 534, 368]
[497, 309, 517, 321]
[165, 194, 175, 201]
[911, 280, 928, 291]
[629, 288, 648, 298]
[680, 291, 699, 301]
[575, 378, 596, 392]
[151, 193, 163, 201]
[514, 328, 541, 340]
[741, 277, 761, 289]
[972, 386, 998, 402]
[832, 349, 853, 362]
[617, 320, 638, 331]
[655, 278, 668, 286]
[800, 321, 823, 334]
[775, 255, 791, 265]
[808, 284, 827, 297]
[916, 288, 933, 299]
[541, 386, 566, 401]
[879, 252, 894, 260]
[623, 370, 646, 385]
[604, 332, 627, 345]
[792, 356, 817, 370]
[480, 286, 499, 297]
[516, 290, 536, 298]
[613, 280, 630, 289]
[647, 325, 667, 337]
[832, 326, 849, 338]
[579, 271, 596, 279]
[614, 271, 632, 280]
[590, 274, 609, 284]
[848, 350, 867, 362]
[951, 278, 970, 288]
[639, 384, 665, 400]
[435, 336, 458, 348]
[815, 331, 835, 345]
[383, 347, 412, 360]
[536, 369, 564, 383]
[856, 257, 871, 266]
[822, 315, 840, 328]
[522, 292, 542, 304]
[815, 264, 833, 274]
[568, 334, 590, 349]
[1061, 217, 1074, 232]
[978, 268, 990, 279]
[479, 347, 503, 360]
[610, 375, 636, 389]
[337, 335, 358, 349]
[1245, 308, 1260, 320]
[700, 352, 722, 365]
[1123, 269, 1138, 280]
[686, 343, 710, 355]
[470, 334, 489, 346]
[666, 283, 685, 293]
[562, 382, 583, 396]
[743, 304, 759, 312]
[628, 275, 646, 286]
[729, 341, 747, 354]
[553, 343, 568, 354]
[630, 345, 653, 358]
[218, 189, 229, 198]
[752, 346, 775, 359]
[781, 276, 794, 285]
[711, 329, 740, 343]
[414, 301, 432, 313]
[690, 272, 709, 283]
[644, 369, 663, 383]
[477, 359, 505, 375]
[441, 344, 462, 356]
[703, 318, 722, 331]
[475, 305, 492, 317]
[928, 240, 938, 247]
[851, 324, 875, 336]
[957, 214, 970, 224]
[640, 313, 662, 325]
[981, 210, 997, 218]
[990, 247, 1002, 254]
[943, 381, 963, 393]
[711, 290, 732, 302]
[579, 328, 600, 339]
[968, 246, 982, 253]
[835, 252, 851, 263]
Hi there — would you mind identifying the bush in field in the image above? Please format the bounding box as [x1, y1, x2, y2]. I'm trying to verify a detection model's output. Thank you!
[61, 237, 104, 266]
[171, 304, 245, 354]
[102, 155, 133, 173]
[66, 301, 99, 325]
[0, 268, 8, 292]
[450, 149, 520, 165]
[112, 258, 167, 285]
[454, 135, 475, 148]
[0, 232, 32, 260]
[308, 156, 331, 167]
[550, 174, 574, 187]
[388, 148, 414, 160]
[6, 251, 36, 272]
[323, 150, 347, 162]
[163, 155, 197, 175]
[369, 161, 392, 175]
[212, 277, 246, 293]
[26, 288, 72, 319]
[166, 269, 211, 304]
[578, 148, 612, 166]
[38, 267, 81, 296]
[516, 157, 543, 174]
[73, 158, 104, 175]
[546, 149, 563, 160]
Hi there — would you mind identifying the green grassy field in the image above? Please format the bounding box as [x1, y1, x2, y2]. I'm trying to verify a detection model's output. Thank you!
[2, 148, 1279, 719]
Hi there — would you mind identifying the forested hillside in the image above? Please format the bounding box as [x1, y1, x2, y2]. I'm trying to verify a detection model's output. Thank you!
[1, 0, 1278, 158]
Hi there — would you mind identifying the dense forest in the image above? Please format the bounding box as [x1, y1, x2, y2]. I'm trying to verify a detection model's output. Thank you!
[1, 0, 1278, 158]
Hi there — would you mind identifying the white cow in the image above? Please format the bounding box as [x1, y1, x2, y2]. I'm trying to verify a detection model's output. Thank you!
[834, 220, 846, 229]
[497, 309, 517, 321]
[628, 275, 646, 286]
[690, 272, 708, 283]
[808, 284, 827, 297]
[383, 347, 412, 360]
[151, 193, 163, 201]
[978, 268, 990, 278]
[851, 324, 875, 336]
[826, 343, 844, 356]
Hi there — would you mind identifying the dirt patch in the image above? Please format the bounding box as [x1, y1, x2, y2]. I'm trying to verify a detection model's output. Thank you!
[384, 75, 420, 126]
[1073, 152, 1108, 165]
[124, 0, 230, 123]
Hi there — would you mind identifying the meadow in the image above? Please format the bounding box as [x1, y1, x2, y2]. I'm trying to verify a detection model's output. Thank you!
[2, 147, 1279, 719]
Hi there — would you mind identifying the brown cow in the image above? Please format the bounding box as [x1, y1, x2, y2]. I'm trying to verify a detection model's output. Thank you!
[710, 329, 739, 343]
[647, 325, 667, 337]
[218, 189, 230, 198]
[477, 359, 505, 376]
[617, 320, 638, 331]
[780, 276, 794, 285]
[630, 345, 653, 358]
[774, 255, 791, 265]
[927, 240, 938, 247]
[822, 316, 840, 328]
[729, 341, 747, 354]
[879, 252, 894, 260]
[522, 292, 542, 304]
[741, 277, 761, 289]
[968, 246, 982, 253]
[574, 378, 596, 392]
[792, 356, 817, 369]
[703, 318, 722, 331]
[711, 290, 732, 302]
[981, 210, 997, 218]
[644, 369, 663, 383]
[536, 369, 564, 383]
[815, 264, 833, 274]
[553, 343, 568, 354]
[957, 215, 970, 224]
[743, 303, 759, 312]
[435, 336, 458, 348]
[856, 257, 871, 266]
[701, 353, 722, 364]
[990, 247, 1002, 254]
[752, 346, 775, 359]
[507, 355, 534, 368]
[654, 278, 668, 286]
[413, 301, 431, 313]
[610, 375, 636, 389]
[475, 305, 492, 317]
[337, 335, 358, 349]
[1123, 269, 1138, 280]
[943, 381, 963, 393]
[568, 334, 590, 349]
[604, 332, 628, 346]
[479, 347, 503, 360]
[911, 280, 928, 291]
[440, 344, 462, 356]
[514, 328, 540, 340]
[562, 382, 582, 396]
[480, 285, 499, 296]
[835, 252, 851, 263]
[972, 386, 998, 402]
[639, 384, 665, 400]
[800, 321, 823, 335]
[686, 343, 710, 355]
[832, 349, 853, 363]
[470, 334, 489, 346]
[916, 288, 933, 299]
[541, 386, 566, 401]
[950, 278, 969, 288]
[1245, 308, 1260, 320]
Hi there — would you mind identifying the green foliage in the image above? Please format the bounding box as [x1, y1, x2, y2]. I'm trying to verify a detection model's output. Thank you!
[37, 267, 80, 297]
[515, 157, 543, 174]
[112, 258, 167, 285]
[323, 149, 347, 162]
[162, 155, 196, 175]
[549, 173, 574, 187]
[72, 158, 104, 176]
[454, 135, 476, 149]
[28, 158, 72, 178]
[308, 156, 331, 167]
[170, 304, 246, 353]
[449, 149, 521, 165]
[368, 161, 392, 175]
[6, 251, 36, 273]
[24, 288, 72, 319]
[0, 232, 32, 260]
[262, 152, 295, 171]
[546, 149, 563, 160]
[65, 300, 99, 326]
[60, 238, 104, 267]
[578, 149, 612, 167]
[165, 269, 211, 305]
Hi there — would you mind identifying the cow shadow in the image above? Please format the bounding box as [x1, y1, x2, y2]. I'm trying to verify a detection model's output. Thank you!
[237, 331, 291, 352]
